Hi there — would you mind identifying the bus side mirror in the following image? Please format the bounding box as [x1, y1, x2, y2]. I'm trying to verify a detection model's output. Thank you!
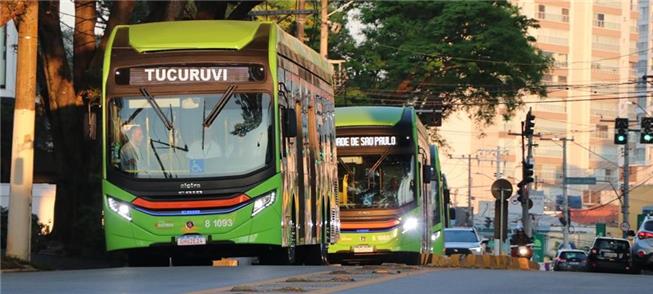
[283, 108, 297, 138]
[422, 165, 433, 183]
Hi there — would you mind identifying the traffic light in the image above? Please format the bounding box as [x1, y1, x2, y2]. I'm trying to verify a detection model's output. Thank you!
[516, 183, 526, 203]
[523, 161, 534, 184]
[614, 118, 629, 145]
[524, 109, 535, 136]
[641, 117, 653, 144]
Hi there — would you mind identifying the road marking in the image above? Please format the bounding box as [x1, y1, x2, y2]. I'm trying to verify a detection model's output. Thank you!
[313, 267, 445, 294]
[187, 270, 334, 294]
[188, 266, 448, 293]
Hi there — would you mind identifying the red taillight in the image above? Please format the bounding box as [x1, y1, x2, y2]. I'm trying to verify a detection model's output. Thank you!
[590, 248, 598, 255]
[637, 231, 653, 240]
[638, 251, 646, 257]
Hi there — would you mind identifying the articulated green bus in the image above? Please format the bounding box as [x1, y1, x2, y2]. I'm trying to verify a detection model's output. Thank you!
[328, 106, 446, 264]
[101, 20, 339, 265]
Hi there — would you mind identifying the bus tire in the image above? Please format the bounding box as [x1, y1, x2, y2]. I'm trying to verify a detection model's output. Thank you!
[403, 252, 423, 265]
[259, 203, 297, 265]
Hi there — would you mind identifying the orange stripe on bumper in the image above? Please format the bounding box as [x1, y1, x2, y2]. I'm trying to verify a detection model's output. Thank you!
[132, 194, 250, 210]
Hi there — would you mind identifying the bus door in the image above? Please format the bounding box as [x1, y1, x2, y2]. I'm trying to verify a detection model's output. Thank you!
[295, 101, 306, 243]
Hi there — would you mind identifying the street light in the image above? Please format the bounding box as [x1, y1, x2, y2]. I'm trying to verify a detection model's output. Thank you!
[626, 101, 651, 116]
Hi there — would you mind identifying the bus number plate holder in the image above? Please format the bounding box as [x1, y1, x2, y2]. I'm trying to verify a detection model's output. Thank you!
[176, 235, 207, 246]
[353, 245, 373, 253]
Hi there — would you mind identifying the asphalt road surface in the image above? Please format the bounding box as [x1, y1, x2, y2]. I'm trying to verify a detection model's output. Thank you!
[344, 268, 651, 294]
[2, 266, 650, 294]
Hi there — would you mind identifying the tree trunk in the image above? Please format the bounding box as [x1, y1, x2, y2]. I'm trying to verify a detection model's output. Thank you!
[89, 0, 134, 72]
[0, 0, 27, 26]
[73, 0, 96, 90]
[39, 0, 88, 253]
[195, 1, 227, 20]
[227, 1, 262, 20]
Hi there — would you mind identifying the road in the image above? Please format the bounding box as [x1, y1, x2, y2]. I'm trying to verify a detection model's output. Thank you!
[345, 269, 651, 294]
[2, 265, 650, 294]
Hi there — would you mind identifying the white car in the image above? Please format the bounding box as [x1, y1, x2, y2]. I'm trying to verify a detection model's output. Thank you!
[444, 227, 488, 255]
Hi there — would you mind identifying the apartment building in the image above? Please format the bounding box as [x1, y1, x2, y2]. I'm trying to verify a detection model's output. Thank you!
[439, 0, 653, 224]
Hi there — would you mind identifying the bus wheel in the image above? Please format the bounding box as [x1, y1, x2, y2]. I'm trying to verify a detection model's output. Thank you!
[403, 252, 423, 265]
[260, 211, 296, 265]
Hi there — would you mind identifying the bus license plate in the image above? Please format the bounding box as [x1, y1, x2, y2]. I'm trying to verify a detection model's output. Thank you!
[353, 245, 373, 253]
[176, 235, 206, 246]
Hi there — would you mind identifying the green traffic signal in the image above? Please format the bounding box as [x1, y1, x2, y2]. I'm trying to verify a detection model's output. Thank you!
[642, 133, 653, 144]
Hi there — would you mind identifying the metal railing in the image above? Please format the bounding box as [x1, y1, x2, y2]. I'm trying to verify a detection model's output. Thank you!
[537, 35, 569, 46]
[592, 42, 620, 52]
[593, 20, 621, 30]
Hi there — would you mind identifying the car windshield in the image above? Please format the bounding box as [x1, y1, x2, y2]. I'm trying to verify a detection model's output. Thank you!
[644, 221, 653, 231]
[109, 93, 273, 178]
[595, 239, 629, 252]
[337, 154, 415, 209]
[445, 230, 478, 243]
[560, 251, 586, 260]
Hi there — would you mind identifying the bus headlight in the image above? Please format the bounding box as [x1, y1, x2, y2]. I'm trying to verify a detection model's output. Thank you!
[431, 231, 441, 241]
[402, 217, 419, 233]
[252, 191, 276, 216]
[107, 197, 132, 221]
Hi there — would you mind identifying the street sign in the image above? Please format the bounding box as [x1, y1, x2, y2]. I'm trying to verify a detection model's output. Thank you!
[565, 177, 597, 185]
[620, 222, 630, 232]
[491, 179, 512, 200]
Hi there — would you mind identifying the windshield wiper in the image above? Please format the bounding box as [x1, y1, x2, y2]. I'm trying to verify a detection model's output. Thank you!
[150, 139, 188, 152]
[203, 84, 237, 128]
[149, 139, 170, 179]
[140, 87, 174, 131]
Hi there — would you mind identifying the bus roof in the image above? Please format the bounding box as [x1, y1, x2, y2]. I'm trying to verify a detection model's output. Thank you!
[335, 106, 409, 128]
[127, 20, 261, 52]
[110, 20, 332, 81]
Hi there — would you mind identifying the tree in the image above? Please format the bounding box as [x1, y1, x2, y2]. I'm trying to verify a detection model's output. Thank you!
[347, 1, 552, 124]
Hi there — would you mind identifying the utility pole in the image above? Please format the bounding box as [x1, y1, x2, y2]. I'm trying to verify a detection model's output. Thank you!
[541, 136, 574, 249]
[622, 142, 630, 238]
[320, 0, 328, 57]
[7, 0, 39, 262]
[296, 0, 306, 43]
[468, 155, 472, 226]
[450, 154, 477, 226]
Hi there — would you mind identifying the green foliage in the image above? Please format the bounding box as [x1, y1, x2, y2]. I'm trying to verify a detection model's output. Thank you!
[348, 0, 552, 124]
[1, 206, 48, 252]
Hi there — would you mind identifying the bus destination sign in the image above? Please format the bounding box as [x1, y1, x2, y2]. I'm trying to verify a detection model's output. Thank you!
[122, 65, 265, 86]
[336, 136, 397, 147]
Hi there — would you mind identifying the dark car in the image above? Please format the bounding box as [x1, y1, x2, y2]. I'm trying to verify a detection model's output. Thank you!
[553, 249, 587, 271]
[586, 237, 634, 273]
[631, 215, 653, 271]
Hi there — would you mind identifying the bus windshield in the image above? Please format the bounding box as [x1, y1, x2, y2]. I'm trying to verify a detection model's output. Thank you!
[108, 92, 272, 179]
[338, 153, 415, 209]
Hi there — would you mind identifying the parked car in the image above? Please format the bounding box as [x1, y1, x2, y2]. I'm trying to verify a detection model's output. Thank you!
[631, 215, 653, 271]
[586, 237, 636, 274]
[444, 227, 487, 255]
[553, 249, 587, 271]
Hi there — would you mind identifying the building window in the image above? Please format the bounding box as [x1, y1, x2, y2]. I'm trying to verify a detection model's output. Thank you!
[596, 125, 608, 139]
[538, 5, 546, 19]
[561, 8, 569, 22]
[595, 13, 605, 27]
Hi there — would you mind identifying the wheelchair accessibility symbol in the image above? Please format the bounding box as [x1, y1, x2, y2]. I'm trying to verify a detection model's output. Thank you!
[190, 159, 204, 175]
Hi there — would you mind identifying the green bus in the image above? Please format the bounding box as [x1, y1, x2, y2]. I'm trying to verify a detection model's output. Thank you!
[101, 20, 339, 265]
[328, 106, 446, 264]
